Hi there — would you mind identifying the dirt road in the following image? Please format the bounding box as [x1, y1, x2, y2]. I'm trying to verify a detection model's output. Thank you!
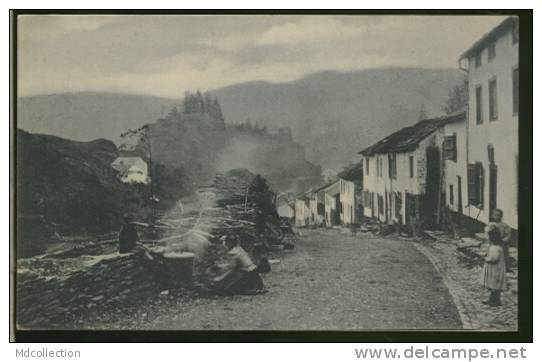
[79, 228, 462, 330]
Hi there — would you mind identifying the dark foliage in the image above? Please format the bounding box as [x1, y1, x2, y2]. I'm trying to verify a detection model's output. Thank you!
[16, 130, 147, 257]
[16, 130, 189, 257]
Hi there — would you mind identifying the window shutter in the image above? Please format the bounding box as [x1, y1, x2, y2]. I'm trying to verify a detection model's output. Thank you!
[467, 164, 478, 205]
[478, 163, 485, 208]
[443, 135, 457, 161]
[487, 145, 495, 164]
[388, 154, 393, 178]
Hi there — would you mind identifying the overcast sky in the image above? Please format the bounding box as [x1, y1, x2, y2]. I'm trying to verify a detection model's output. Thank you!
[18, 14, 506, 98]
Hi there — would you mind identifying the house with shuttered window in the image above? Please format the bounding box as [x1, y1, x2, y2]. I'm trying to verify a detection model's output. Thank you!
[359, 111, 466, 229]
[337, 162, 364, 225]
[309, 183, 329, 227]
[442, 114, 468, 217]
[458, 16, 519, 230]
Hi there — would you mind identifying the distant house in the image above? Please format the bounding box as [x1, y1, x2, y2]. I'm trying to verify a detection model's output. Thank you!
[111, 157, 149, 184]
[323, 180, 341, 227]
[359, 111, 466, 229]
[276, 198, 295, 219]
[308, 188, 326, 226]
[294, 194, 311, 227]
[338, 162, 364, 225]
[458, 16, 518, 230]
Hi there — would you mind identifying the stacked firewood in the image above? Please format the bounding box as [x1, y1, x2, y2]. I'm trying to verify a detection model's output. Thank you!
[16, 247, 194, 328]
[15, 170, 288, 328]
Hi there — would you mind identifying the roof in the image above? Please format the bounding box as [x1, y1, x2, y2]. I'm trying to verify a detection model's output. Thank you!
[338, 162, 363, 181]
[294, 192, 312, 202]
[111, 157, 145, 173]
[277, 200, 294, 208]
[312, 180, 338, 193]
[359, 110, 466, 157]
[459, 16, 518, 60]
[323, 179, 341, 195]
[276, 196, 295, 207]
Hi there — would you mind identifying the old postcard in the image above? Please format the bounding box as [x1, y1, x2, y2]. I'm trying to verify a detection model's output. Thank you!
[11, 12, 528, 338]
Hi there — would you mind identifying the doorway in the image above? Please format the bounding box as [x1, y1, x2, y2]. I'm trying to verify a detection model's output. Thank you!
[457, 176, 463, 214]
[425, 147, 441, 227]
[333, 193, 341, 225]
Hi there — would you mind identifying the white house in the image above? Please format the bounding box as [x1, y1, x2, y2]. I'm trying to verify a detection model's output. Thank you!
[458, 16, 519, 230]
[338, 162, 364, 225]
[276, 200, 295, 219]
[294, 195, 311, 227]
[323, 180, 341, 227]
[359, 111, 466, 229]
[308, 188, 326, 226]
[443, 114, 468, 216]
[111, 157, 149, 184]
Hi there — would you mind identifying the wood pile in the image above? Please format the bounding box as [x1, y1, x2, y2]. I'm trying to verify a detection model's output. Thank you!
[16, 170, 290, 328]
[16, 247, 194, 328]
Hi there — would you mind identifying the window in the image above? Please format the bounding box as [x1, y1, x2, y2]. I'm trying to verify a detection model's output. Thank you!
[488, 144, 495, 164]
[366, 158, 370, 176]
[475, 85, 483, 124]
[394, 192, 402, 219]
[378, 195, 384, 215]
[317, 203, 325, 214]
[443, 134, 457, 162]
[468, 163, 485, 208]
[388, 154, 397, 179]
[475, 53, 482, 68]
[449, 185, 454, 205]
[513, 67, 519, 115]
[489, 78, 498, 121]
[488, 41, 496, 62]
[409, 155, 414, 178]
[363, 190, 373, 208]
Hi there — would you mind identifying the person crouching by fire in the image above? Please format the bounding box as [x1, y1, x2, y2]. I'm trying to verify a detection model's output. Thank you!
[212, 235, 267, 295]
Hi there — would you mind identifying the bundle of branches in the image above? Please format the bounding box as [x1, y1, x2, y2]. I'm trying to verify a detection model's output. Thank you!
[160, 170, 286, 286]
[207, 170, 282, 246]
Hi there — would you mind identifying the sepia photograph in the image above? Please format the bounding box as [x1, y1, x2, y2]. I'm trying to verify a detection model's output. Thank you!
[10, 10, 532, 341]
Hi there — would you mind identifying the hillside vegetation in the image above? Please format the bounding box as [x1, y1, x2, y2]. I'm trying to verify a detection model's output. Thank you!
[139, 92, 322, 192]
[16, 130, 190, 257]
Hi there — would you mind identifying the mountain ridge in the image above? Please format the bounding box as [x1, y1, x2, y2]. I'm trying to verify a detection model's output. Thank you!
[18, 67, 465, 169]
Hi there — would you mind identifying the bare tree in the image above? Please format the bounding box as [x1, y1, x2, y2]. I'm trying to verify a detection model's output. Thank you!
[120, 124, 157, 217]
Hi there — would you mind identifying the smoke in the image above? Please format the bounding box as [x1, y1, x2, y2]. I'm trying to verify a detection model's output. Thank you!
[217, 133, 323, 194]
[217, 136, 268, 175]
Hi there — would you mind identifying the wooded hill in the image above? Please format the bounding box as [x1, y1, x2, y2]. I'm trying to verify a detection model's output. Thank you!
[137, 91, 323, 193]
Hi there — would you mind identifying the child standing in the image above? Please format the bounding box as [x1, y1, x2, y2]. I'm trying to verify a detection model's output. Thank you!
[482, 226, 506, 306]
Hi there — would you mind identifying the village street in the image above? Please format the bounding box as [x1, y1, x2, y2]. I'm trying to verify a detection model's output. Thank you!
[79, 228, 462, 330]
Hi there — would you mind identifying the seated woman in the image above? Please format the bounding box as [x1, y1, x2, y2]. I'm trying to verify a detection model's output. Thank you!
[212, 236, 267, 295]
